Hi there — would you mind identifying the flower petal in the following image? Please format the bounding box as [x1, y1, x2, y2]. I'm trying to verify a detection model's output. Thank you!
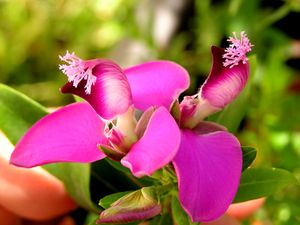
[199, 46, 249, 109]
[61, 60, 132, 120]
[193, 121, 227, 134]
[121, 107, 181, 177]
[124, 61, 190, 110]
[135, 107, 155, 139]
[10, 103, 106, 167]
[173, 130, 242, 222]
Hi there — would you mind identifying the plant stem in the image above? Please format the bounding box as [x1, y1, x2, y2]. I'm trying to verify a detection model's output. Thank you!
[257, 4, 290, 31]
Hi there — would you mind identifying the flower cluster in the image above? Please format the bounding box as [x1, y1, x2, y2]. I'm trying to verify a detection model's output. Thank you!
[10, 32, 252, 223]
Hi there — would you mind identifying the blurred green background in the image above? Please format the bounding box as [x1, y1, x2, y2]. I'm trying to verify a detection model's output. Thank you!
[1, 0, 300, 224]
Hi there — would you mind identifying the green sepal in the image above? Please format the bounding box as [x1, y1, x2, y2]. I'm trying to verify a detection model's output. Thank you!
[170, 100, 181, 124]
[99, 191, 133, 209]
[98, 144, 125, 161]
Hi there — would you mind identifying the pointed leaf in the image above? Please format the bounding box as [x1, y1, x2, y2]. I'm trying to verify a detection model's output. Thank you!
[233, 168, 298, 203]
[241, 146, 257, 171]
[0, 83, 47, 144]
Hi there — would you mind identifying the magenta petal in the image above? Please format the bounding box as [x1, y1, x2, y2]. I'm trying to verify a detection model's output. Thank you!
[173, 130, 242, 222]
[199, 46, 249, 108]
[10, 103, 106, 167]
[121, 107, 181, 177]
[61, 60, 132, 120]
[124, 61, 190, 110]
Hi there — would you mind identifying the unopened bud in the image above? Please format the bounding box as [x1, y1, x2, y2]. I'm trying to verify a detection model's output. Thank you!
[97, 187, 161, 224]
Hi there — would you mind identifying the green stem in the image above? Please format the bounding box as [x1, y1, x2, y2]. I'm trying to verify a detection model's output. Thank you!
[256, 4, 290, 31]
[229, 0, 242, 16]
[122, 172, 144, 188]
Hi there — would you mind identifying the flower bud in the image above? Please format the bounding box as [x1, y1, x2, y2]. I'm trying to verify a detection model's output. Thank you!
[97, 187, 161, 224]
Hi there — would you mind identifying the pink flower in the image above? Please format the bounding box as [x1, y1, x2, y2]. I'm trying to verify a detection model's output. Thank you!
[181, 32, 252, 128]
[172, 32, 252, 222]
[10, 32, 252, 223]
[10, 56, 189, 170]
[59, 51, 132, 120]
[59, 51, 97, 95]
[173, 126, 242, 222]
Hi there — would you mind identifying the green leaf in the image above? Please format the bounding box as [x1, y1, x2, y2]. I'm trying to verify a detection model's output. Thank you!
[171, 195, 199, 225]
[85, 213, 99, 225]
[0, 83, 48, 144]
[241, 146, 257, 171]
[0, 84, 97, 212]
[99, 191, 132, 209]
[149, 213, 173, 225]
[43, 163, 98, 212]
[234, 168, 298, 203]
